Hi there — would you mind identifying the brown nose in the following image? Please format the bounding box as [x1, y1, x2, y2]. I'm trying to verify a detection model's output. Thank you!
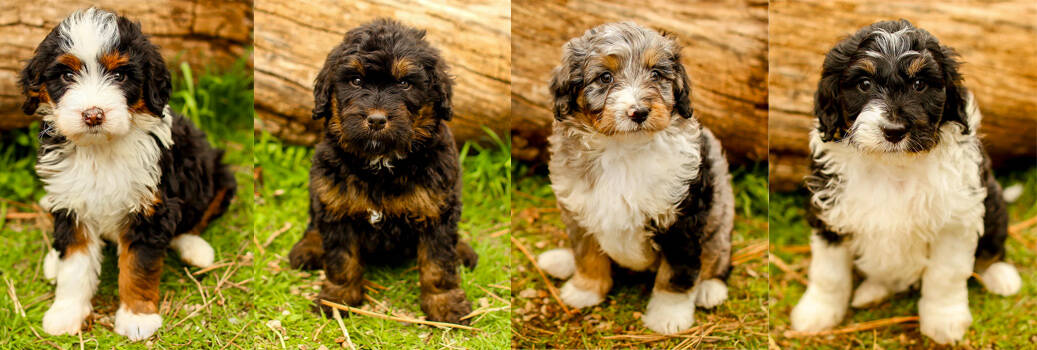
[82, 107, 105, 127]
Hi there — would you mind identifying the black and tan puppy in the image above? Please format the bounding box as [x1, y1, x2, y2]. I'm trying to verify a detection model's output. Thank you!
[288, 19, 478, 324]
[20, 8, 235, 341]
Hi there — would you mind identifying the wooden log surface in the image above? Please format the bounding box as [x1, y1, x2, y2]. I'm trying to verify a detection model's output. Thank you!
[511, 0, 769, 165]
[0, 0, 253, 131]
[253, 0, 511, 146]
[770, 0, 1037, 191]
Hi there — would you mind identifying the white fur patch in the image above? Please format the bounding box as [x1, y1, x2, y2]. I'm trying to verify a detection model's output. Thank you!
[1002, 184, 1023, 203]
[43, 248, 59, 282]
[851, 278, 891, 308]
[537, 248, 575, 280]
[43, 244, 102, 336]
[114, 305, 162, 341]
[980, 262, 1021, 296]
[693, 279, 727, 308]
[791, 234, 852, 332]
[642, 289, 695, 334]
[559, 281, 604, 309]
[170, 234, 215, 268]
[919, 300, 971, 344]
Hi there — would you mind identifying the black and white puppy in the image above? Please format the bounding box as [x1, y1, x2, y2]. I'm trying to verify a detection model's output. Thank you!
[536, 22, 734, 334]
[287, 19, 479, 325]
[791, 20, 1021, 344]
[20, 8, 236, 341]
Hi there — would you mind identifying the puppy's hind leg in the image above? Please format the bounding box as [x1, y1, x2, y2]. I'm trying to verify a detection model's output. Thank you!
[643, 259, 697, 334]
[537, 248, 575, 279]
[289, 225, 325, 270]
[170, 234, 214, 268]
[456, 240, 478, 270]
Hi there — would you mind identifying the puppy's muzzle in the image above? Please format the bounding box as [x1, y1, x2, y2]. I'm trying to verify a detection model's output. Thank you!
[82, 107, 105, 127]
[881, 124, 908, 143]
[366, 111, 388, 131]
[628, 106, 650, 124]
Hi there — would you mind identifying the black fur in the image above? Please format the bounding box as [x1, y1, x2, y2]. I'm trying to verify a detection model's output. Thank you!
[976, 149, 1010, 265]
[804, 151, 845, 246]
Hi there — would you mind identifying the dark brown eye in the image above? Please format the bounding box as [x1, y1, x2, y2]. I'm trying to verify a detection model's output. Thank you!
[858, 79, 872, 92]
[912, 79, 926, 92]
[350, 78, 362, 87]
[598, 72, 613, 84]
[62, 72, 76, 82]
[398, 80, 411, 90]
[650, 70, 662, 81]
[111, 72, 126, 82]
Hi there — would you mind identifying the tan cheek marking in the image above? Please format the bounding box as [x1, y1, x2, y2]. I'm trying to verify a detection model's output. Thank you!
[392, 58, 413, 80]
[643, 100, 672, 132]
[100, 52, 130, 71]
[412, 104, 437, 140]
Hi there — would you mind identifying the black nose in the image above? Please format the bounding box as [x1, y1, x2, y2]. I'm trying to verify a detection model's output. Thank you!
[882, 125, 908, 143]
[367, 113, 387, 131]
[82, 107, 105, 127]
[630, 107, 650, 124]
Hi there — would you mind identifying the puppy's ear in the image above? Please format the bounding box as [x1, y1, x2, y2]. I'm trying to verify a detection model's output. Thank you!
[19, 51, 49, 116]
[429, 60, 453, 121]
[934, 45, 969, 135]
[672, 53, 694, 119]
[814, 33, 861, 142]
[549, 39, 587, 121]
[311, 52, 338, 120]
[141, 44, 171, 115]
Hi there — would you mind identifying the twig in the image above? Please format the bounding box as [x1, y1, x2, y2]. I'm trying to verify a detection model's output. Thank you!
[475, 284, 510, 306]
[192, 262, 234, 276]
[170, 297, 217, 329]
[320, 300, 480, 331]
[732, 240, 768, 265]
[778, 245, 811, 254]
[184, 267, 208, 305]
[262, 222, 293, 249]
[4, 277, 25, 317]
[1008, 215, 1037, 251]
[509, 236, 573, 314]
[783, 316, 919, 338]
[4, 211, 43, 220]
[218, 320, 252, 350]
[770, 254, 808, 285]
[461, 306, 508, 321]
[332, 308, 356, 350]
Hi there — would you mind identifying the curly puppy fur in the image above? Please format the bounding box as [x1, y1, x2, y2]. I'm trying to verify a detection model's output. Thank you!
[287, 19, 478, 325]
[792, 20, 1020, 345]
[20, 8, 235, 341]
[540, 22, 734, 335]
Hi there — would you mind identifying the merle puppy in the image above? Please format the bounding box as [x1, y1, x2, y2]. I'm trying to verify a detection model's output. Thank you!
[288, 19, 478, 325]
[20, 8, 235, 341]
[791, 20, 1021, 344]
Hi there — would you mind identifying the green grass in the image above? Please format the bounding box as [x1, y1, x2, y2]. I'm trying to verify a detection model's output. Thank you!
[510, 163, 770, 349]
[251, 129, 511, 348]
[0, 59, 255, 349]
[768, 166, 1037, 349]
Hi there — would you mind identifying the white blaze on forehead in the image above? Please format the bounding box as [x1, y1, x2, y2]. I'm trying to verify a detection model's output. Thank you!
[58, 8, 119, 64]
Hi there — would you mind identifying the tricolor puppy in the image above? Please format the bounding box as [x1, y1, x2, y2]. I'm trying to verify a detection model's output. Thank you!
[536, 22, 735, 334]
[20, 8, 236, 341]
[791, 20, 1022, 344]
[287, 19, 478, 324]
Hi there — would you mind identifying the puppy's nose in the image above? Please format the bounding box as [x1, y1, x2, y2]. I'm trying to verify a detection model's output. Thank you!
[82, 107, 105, 127]
[367, 113, 387, 131]
[629, 107, 650, 124]
[881, 125, 908, 143]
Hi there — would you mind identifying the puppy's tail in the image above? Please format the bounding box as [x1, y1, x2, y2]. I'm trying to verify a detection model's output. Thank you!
[979, 261, 1022, 296]
[537, 248, 575, 280]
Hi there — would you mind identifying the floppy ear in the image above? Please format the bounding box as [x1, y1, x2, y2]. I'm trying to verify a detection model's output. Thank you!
[311, 53, 337, 120]
[141, 44, 171, 115]
[935, 45, 969, 135]
[428, 60, 453, 121]
[672, 54, 694, 119]
[814, 73, 845, 142]
[19, 51, 50, 116]
[549, 40, 587, 121]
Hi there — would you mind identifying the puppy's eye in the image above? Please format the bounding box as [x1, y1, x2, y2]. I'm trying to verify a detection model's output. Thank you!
[598, 72, 613, 84]
[912, 79, 926, 92]
[857, 79, 872, 92]
[61, 72, 76, 82]
[650, 70, 662, 81]
[350, 78, 363, 87]
[111, 72, 126, 82]
[398, 80, 411, 90]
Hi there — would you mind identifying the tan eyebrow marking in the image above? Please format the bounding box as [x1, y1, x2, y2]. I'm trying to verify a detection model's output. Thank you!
[906, 56, 928, 76]
[852, 59, 876, 74]
[100, 52, 130, 71]
[391, 58, 413, 80]
[57, 54, 83, 71]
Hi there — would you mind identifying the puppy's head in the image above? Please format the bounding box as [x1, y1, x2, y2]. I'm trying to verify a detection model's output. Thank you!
[814, 19, 968, 153]
[312, 19, 452, 157]
[19, 8, 171, 145]
[549, 22, 693, 136]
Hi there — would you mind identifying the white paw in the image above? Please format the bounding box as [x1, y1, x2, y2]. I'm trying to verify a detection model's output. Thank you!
[919, 302, 971, 345]
[559, 281, 604, 308]
[694, 279, 728, 308]
[981, 262, 1021, 296]
[43, 249, 59, 283]
[115, 306, 163, 341]
[642, 289, 695, 334]
[790, 288, 847, 332]
[851, 280, 891, 308]
[537, 248, 575, 280]
[171, 235, 214, 268]
[42, 300, 90, 336]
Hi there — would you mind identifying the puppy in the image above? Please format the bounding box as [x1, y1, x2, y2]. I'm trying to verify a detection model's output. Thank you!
[791, 20, 1022, 344]
[19, 8, 236, 341]
[287, 19, 478, 325]
[536, 22, 735, 334]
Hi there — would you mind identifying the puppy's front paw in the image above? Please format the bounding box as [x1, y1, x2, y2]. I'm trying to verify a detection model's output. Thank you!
[114, 306, 162, 341]
[559, 280, 604, 309]
[314, 282, 364, 316]
[43, 249, 59, 283]
[421, 288, 472, 325]
[694, 279, 728, 308]
[642, 289, 695, 334]
[851, 279, 891, 308]
[920, 302, 971, 345]
[790, 289, 847, 332]
[42, 300, 91, 336]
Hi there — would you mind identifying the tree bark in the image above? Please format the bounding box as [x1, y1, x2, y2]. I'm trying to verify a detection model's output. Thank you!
[253, 0, 511, 146]
[511, 0, 770, 165]
[769, 0, 1037, 191]
[0, 0, 253, 131]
